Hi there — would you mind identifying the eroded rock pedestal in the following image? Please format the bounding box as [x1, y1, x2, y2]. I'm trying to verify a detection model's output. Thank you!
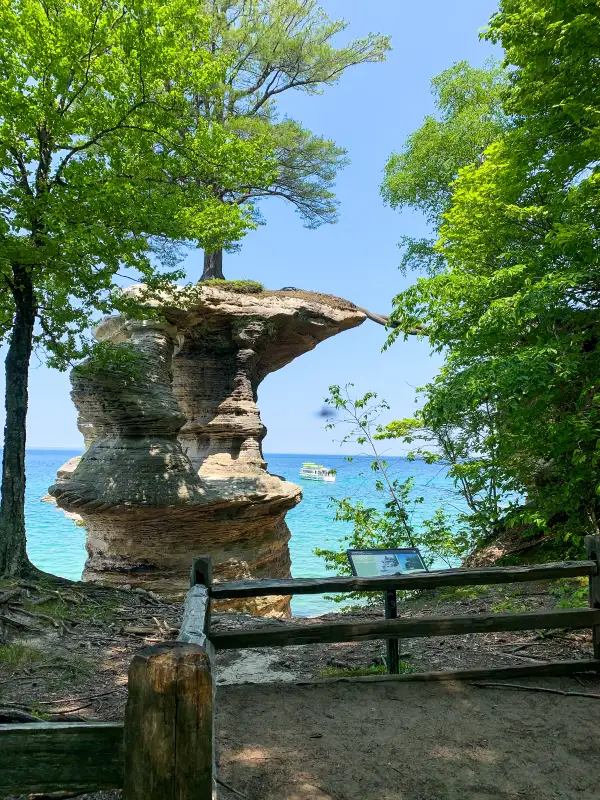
[49, 287, 365, 614]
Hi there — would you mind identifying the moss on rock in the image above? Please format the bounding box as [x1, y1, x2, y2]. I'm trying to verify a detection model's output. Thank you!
[202, 278, 264, 293]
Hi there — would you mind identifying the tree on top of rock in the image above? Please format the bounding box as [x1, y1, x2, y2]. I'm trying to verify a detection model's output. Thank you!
[195, 0, 390, 280]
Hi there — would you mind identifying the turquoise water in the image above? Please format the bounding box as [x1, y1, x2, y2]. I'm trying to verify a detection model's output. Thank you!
[22, 449, 461, 616]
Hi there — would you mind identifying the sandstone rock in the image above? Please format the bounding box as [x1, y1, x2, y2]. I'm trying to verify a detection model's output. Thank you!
[50, 286, 366, 614]
[41, 456, 84, 523]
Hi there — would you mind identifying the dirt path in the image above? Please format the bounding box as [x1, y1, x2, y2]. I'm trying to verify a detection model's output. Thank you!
[216, 677, 600, 800]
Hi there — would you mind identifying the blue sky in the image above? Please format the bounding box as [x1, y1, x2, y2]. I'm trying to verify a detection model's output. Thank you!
[2, 0, 500, 453]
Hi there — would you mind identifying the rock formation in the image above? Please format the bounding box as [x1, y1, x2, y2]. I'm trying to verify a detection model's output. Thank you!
[49, 286, 366, 614]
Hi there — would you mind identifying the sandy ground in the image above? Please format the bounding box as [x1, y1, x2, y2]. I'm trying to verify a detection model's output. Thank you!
[216, 677, 600, 800]
[47, 675, 600, 800]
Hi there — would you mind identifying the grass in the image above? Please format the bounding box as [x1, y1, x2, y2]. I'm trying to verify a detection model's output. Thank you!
[318, 662, 418, 678]
[22, 596, 71, 620]
[434, 584, 492, 603]
[0, 643, 43, 666]
[202, 278, 264, 294]
[550, 577, 588, 609]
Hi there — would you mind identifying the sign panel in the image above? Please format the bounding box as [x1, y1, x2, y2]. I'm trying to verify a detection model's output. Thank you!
[346, 548, 427, 578]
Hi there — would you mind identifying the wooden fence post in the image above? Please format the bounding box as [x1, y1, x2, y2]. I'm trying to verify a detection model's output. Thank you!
[122, 642, 213, 800]
[585, 535, 600, 666]
[191, 555, 213, 590]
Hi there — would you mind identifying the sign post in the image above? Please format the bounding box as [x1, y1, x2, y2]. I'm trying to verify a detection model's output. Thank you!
[346, 548, 427, 675]
[384, 588, 399, 674]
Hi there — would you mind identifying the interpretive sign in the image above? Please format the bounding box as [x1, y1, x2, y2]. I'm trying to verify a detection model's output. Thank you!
[347, 548, 427, 578]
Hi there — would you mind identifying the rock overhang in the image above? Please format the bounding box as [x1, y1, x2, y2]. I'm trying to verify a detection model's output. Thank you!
[49, 284, 366, 611]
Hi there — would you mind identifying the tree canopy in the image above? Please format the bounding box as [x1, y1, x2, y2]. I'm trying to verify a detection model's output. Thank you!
[381, 60, 508, 276]
[0, 0, 276, 575]
[193, 0, 390, 278]
[387, 0, 600, 553]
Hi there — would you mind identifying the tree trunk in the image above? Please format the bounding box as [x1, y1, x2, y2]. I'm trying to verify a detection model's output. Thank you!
[201, 249, 224, 281]
[0, 269, 36, 577]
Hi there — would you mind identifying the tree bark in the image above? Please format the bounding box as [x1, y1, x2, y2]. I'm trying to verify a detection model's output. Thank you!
[0, 268, 36, 576]
[201, 249, 224, 280]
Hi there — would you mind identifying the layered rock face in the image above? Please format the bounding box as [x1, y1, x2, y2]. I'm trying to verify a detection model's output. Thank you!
[50, 287, 365, 614]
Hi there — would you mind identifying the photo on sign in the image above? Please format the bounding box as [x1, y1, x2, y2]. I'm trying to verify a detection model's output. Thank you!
[347, 548, 427, 578]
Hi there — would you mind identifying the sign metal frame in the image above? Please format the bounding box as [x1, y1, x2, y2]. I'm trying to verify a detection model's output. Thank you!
[346, 547, 427, 675]
[346, 547, 427, 578]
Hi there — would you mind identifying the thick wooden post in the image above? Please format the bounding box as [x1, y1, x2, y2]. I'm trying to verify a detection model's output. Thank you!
[585, 535, 600, 664]
[191, 555, 213, 589]
[123, 642, 213, 800]
[384, 589, 400, 674]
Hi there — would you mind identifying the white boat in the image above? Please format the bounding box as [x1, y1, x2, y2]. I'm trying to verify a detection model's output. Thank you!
[299, 462, 336, 482]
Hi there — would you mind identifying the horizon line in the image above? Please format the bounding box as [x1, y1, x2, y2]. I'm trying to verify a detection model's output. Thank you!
[15, 447, 410, 458]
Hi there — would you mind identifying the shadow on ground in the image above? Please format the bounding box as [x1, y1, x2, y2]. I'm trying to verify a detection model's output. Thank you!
[216, 677, 600, 800]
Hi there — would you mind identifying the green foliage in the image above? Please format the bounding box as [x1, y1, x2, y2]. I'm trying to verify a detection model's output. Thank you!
[194, 0, 390, 272]
[202, 278, 264, 294]
[318, 662, 417, 677]
[73, 342, 145, 381]
[0, 0, 277, 361]
[377, 401, 520, 544]
[491, 596, 522, 614]
[318, 664, 386, 678]
[381, 60, 508, 275]
[421, 509, 474, 563]
[0, 643, 42, 666]
[487, 0, 600, 173]
[384, 0, 600, 557]
[434, 584, 491, 603]
[549, 578, 589, 609]
[315, 385, 475, 603]
[0, 0, 280, 575]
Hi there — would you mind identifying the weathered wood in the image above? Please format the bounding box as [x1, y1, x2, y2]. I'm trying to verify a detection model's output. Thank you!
[0, 722, 123, 795]
[123, 642, 213, 800]
[384, 589, 399, 674]
[298, 659, 600, 685]
[178, 585, 211, 647]
[585, 536, 600, 663]
[182, 559, 216, 796]
[191, 555, 213, 589]
[186, 557, 217, 797]
[210, 560, 596, 598]
[211, 607, 600, 650]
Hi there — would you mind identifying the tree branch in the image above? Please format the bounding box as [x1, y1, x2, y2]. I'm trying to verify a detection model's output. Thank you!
[8, 147, 33, 196]
[352, 305, 424, 336]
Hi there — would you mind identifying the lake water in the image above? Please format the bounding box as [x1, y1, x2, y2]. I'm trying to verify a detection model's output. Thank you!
[22, 449, 461, 616]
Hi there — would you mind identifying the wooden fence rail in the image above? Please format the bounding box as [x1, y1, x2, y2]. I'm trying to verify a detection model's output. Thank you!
[211, 607, 600, 650]
[209, 560, 597, 599]
[0, 722, 123, 796]
[2, 539, 600, 799]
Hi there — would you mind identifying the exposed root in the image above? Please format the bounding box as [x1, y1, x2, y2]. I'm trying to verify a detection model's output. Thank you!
[0, 613, 42, 631]
[0, 589, 22, 604]
[469, 681, 600, 699]
[217, 778, 250, 798]
[0, 707, 40, 722]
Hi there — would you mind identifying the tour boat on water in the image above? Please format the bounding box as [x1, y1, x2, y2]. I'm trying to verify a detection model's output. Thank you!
[299, 462, 336, 482]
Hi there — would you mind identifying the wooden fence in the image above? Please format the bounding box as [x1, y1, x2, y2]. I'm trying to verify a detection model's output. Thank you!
[2, 537, 600, 799]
